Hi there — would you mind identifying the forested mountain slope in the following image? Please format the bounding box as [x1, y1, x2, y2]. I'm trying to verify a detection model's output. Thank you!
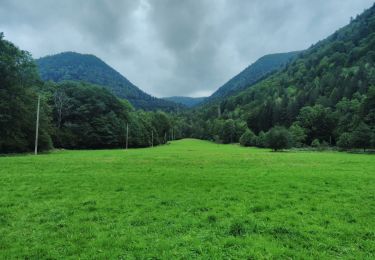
[188, 4, 375, 148]
[36, 52, 180, 111]
[204, 51, 300, 104]
[163, 96, 206, 107]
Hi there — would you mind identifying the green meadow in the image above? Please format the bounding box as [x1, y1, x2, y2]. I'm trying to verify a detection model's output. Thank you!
[0, 139, 374, 259]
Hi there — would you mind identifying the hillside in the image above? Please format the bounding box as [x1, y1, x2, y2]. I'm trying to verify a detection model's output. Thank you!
[36, 52, 180, 111]
[204, 51, 301, 104]
[163, 96, 206, 107]
[187, 4, 375, 146]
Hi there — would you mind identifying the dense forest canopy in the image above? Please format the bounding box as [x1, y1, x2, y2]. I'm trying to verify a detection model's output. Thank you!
[0, 35, 186, 153]
[184, 4, 375, 150]
[1, 4, 375, 153]
[204, 51, 301, 104]
[162, 96, 207, 107]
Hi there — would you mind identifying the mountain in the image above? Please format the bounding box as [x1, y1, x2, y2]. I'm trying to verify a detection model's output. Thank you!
[163, 96, 207, 107]
[204, 51, 301, 104]
[188, 3, 375, 146]
[36, 52, 180, 111]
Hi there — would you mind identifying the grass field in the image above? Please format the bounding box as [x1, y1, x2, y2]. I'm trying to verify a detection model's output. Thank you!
[0, 139, 374, 259]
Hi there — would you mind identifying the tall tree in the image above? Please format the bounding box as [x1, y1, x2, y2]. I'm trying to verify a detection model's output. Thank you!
[0, 33, 52, 153]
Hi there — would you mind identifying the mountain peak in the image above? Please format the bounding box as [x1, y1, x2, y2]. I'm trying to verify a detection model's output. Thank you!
[36, 52, 180, 111]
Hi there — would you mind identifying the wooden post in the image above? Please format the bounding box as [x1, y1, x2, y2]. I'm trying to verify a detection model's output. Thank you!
[126, 123, 129, 150]
[151, 131, 154, 147]
[34, 95, 40, 155]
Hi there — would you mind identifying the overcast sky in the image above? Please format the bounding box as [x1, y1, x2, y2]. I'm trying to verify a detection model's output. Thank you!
[1, 0, 373, 97]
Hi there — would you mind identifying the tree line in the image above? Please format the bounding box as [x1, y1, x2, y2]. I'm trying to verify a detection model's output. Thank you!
[0, 34, 184, 153]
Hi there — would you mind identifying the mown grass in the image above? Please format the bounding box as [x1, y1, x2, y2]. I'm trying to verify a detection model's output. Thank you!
[0, 139, 374, 259]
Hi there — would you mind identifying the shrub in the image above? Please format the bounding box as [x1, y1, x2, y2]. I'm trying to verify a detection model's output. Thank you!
[256, 131, 267, 148]
[265, 126, 291, 151]
[239, 129, 256, 147]
[351, 123, 372, 151]
[289, 123, 306, 148]
[337, 132, 352, 150]
[311, 139, 320, 148]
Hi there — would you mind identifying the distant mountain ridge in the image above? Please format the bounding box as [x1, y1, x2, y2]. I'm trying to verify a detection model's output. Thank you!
[204, 51, 301, 104]
[36, 52, 180, 111]
[163, 96, 207, 107]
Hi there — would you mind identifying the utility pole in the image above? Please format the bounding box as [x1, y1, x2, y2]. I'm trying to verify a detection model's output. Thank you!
[151, 131, 154, 148]
[34, 95, 40, 155]
[126, 123, 129, 150]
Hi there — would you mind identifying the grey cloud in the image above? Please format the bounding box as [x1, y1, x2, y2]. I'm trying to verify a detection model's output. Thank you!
[0, 0, 373, 97]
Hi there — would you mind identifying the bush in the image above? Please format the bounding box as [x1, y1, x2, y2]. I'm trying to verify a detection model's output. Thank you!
[311, 139, 320, 148]
[265, 126, 291, 151]
[289, 123, 306, 148]
[351, 123, 372, 151]
[239, 129, 256, 147]
[337, 132, 352, 150]
[256, 131, 267, 148]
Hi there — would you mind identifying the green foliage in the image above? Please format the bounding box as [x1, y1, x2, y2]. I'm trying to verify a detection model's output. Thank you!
[221, 119, 236, 144]
[239, 129, 256, 147]
[163, 96, 206, 107]
[0, 34, 52, 153]
[206, 51, 300, 103]
[289, 123, 306, 147]
[311, 139, 321, 148]
[296, 105, 336, 144]
[49, 81, 129, 149]
[255, 131, 267, 148]
[350, 122, 373, 151]
[265, 126, 291, 151]
[46, 81, 181, 149]
[337, 132, 352, 150]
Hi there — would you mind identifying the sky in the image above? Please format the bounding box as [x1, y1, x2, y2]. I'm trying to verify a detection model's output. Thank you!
[1, 0, 374, 97]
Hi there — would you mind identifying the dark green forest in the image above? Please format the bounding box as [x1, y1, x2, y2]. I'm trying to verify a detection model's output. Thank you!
[0, 34, 185, 153]
[163, 96, 207, 107]
[204, 51, 300, 103]
[184, 4, 375, 151]
[1, 3, 375, 153]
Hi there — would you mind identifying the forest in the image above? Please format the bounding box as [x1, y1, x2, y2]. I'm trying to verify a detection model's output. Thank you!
[0, 34, 185, 153]
[184, 5, 375, 151]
